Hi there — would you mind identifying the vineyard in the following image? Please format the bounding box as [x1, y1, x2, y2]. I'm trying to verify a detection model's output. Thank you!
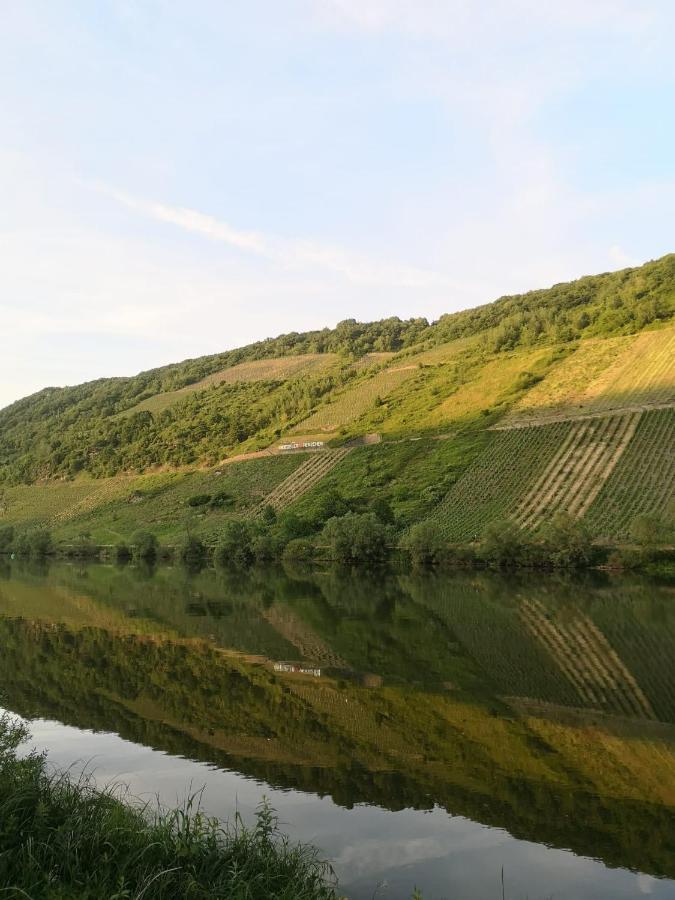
[513, 412, 641, 529]
[256, 448, 352, 513]
[427, 406, 671, 539]
[292, 367, 418, 433]
[428, 421, 573, 540]
[583, 407, 675, 538]
[506, 326, 675, 426]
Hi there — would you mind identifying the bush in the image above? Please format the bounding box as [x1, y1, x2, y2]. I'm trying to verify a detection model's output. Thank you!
[258, 504, 277, 527]
[400, 522, 446, 567]
[479, 519, 529, 567]
[215, 521, 255, 567]
[132, 531, 158, 562]
[0, 525, 14, 553]
[282, 538, 315, 562]
[321, 512, 391, 565]
[115, 542, 132, 563]
[179, 536, 209, 565]
[539, 512, 594, 568]
[370, 497, 395, 525]
[630, 514, 669, 546]
[13, 528, 53, 559]
[210, 490, 234, 509]
[187, 493, 212, 507]
[64, 535, 99, 559]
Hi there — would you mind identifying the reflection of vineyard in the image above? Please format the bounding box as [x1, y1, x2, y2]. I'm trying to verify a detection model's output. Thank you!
[261, 605, 349, 669]
[519, 598, 655, 719]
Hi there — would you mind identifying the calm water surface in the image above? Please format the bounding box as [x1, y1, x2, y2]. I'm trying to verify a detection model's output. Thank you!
[1, 561, 674, 899]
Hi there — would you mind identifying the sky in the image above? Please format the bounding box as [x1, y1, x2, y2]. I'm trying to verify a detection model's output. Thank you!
[1, 1, 674, 409]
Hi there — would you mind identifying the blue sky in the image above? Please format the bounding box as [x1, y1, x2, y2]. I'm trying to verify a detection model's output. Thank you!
[1, 0, 674, 408]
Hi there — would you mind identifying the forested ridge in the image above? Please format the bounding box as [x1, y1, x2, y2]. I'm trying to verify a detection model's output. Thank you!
[1, 254, 673, 485]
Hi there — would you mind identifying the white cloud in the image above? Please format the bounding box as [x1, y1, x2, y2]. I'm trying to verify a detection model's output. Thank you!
[311, 0, 659, 37]
[91, 182, 456, 290]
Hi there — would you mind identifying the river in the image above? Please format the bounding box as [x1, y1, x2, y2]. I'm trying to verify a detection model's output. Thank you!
[0, 560, 673, 899]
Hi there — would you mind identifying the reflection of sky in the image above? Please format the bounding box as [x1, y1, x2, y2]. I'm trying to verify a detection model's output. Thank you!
[10, 712, 675, 900]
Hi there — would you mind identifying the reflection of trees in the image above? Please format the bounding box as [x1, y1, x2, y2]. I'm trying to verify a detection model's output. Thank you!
[2, 615, 675, 880]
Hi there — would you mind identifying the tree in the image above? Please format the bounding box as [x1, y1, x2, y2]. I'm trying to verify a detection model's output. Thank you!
[400, 522, 446, 567]
[370, 497, 395, 525]
[321, 512, 390, 565]
[479, 519, 528, 567]
[0, 526, 14, 553]
[630, 514, 665, 547]
[132, 531, 158, 562]
[179, 536, 208, 565]
[540, 512, 593, 567]
[215, 521, 255, 567]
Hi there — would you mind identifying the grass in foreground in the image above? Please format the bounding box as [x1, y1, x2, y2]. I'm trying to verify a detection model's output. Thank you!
[0, 714, 338, 899]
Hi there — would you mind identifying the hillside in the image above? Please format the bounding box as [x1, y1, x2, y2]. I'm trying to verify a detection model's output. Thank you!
[0, 254, 674, 547]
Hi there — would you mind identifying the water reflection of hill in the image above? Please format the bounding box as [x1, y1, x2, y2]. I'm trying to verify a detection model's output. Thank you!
[1, 563, 675, 879]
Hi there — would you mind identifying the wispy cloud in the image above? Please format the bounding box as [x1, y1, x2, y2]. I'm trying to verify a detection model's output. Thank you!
[92, 183, 455, 290]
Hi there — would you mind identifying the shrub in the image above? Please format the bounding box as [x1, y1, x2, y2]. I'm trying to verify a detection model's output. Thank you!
[187, 493, 212, 508]
[539, 512, 594, 568]
[115, 542, 132, 563]
[0, 525, 14, 553]
[479, 520, 529, 567]
[258, 504, 277, 527]
[210, 490, 234, 509]
[13, 528, 53, 559]
[132, 531, 158, 562]
[215, 521, 255, 567]
[179, 536, 209, 565]
[282, 538, 315, 562]
[630, 514, 668, 547]
[400, 522, 446, 567]
[370, 497, 395, 525]
[321, 512, 391, 565]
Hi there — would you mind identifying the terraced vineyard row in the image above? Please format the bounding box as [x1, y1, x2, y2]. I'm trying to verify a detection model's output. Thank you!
[255, 448, 351, 513]
[429, 421, 573, 540]
[584, 407, 675, 538]
[514, 412, 641, 529]
[293, 367, 418, 432]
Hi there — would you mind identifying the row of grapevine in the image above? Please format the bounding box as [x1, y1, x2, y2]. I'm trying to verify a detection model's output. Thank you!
[255, 448, 352, 513]
[514, 412, 641, 529]
[428, 421, 573, 540]
[583, 407, 675, 538]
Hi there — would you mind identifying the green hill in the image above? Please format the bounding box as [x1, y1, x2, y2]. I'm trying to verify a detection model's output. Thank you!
[0, 254, 673, 546]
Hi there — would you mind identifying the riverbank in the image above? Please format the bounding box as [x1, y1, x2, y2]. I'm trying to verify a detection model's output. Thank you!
[0, 714, 339, 899]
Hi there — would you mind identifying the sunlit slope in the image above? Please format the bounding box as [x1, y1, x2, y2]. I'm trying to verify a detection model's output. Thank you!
[504, 326, 675, 426]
